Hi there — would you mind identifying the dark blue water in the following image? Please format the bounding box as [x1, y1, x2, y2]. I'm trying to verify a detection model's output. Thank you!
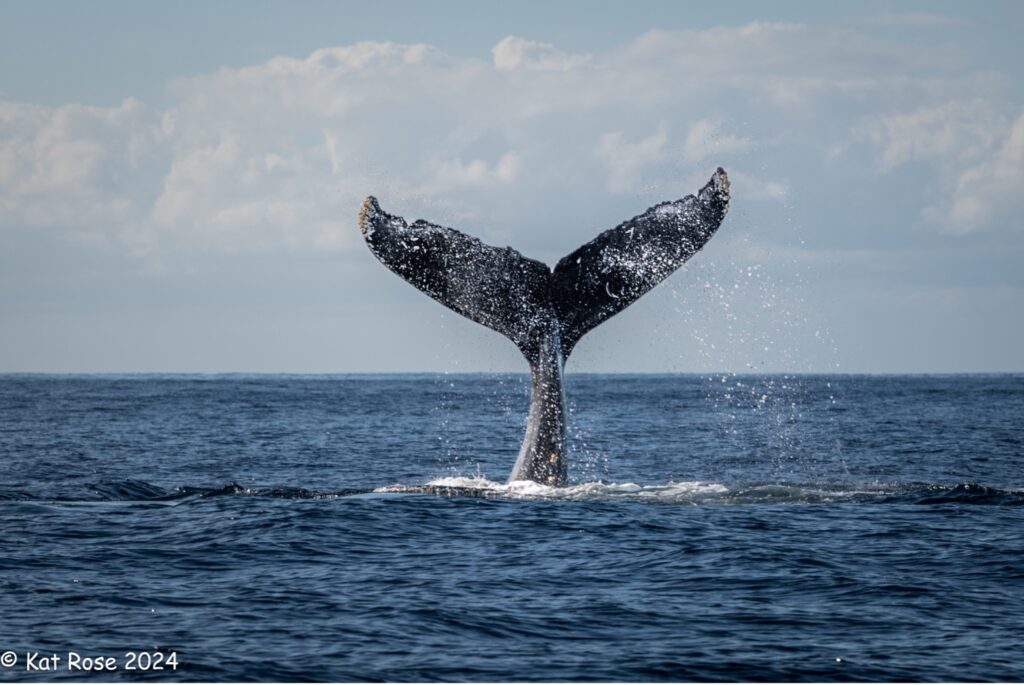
[0, 374, 1022, 681]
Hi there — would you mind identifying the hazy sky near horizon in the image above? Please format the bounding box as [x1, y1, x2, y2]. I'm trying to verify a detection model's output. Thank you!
[1, 0, 1022, 373]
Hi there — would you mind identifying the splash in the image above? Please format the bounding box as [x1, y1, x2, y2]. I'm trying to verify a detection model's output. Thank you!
[5, 479, 1020, 506]
[372, 476, 1015, 505]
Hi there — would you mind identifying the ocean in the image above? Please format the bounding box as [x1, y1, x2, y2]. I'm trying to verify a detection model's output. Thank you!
[0, 374, 1021, 681]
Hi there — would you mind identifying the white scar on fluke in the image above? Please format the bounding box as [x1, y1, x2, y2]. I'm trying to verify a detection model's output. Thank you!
[359, 169, 730, 486]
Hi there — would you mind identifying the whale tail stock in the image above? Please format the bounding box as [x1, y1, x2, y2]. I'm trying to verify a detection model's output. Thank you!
[358, 168, 730, 485]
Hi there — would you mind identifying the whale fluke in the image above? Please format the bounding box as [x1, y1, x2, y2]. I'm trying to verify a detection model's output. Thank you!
[552, 168, 730, 356]
[359, 196, 555, 362]
[359, 169, 730, 486]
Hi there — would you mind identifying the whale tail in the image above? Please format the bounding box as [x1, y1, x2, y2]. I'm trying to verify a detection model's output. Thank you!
[358, 168, 730, 362]
[358, 196, 555, 364]
[359, 169, 729, 486]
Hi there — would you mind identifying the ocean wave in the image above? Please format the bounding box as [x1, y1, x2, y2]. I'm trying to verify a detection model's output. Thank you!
[1, 478, 1021, 506]
[380, 477, 1024, 504]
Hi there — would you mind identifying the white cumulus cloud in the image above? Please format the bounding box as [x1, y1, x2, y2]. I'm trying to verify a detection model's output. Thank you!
[492, 36, 591, 71]
[857, 101, 1024, 233]
[0, 19, 1018, 264]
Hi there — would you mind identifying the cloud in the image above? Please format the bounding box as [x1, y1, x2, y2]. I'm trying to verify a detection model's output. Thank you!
[682, 119, 754, 163]
[856, 101, 1023, 232]
[945, 113, 1024, 233]
[727, 170, 788, 201]
[594, 124, 669, 192]
[593, 121, 775, 198]
[420, 151, 522, 193]
[0, 98, 161, 231]
[0, 19, 1018, 264]
[492, 36, 591, 71]
[861, 101, 1007, 171]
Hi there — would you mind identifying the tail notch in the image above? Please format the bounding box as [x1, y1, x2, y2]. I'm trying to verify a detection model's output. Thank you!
[358, 168, 729, 361]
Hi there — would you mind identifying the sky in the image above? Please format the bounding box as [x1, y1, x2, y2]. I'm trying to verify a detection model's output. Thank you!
[1, 0, 1022, 373]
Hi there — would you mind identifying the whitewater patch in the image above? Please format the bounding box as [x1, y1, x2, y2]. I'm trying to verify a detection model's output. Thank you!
[1, 479, 1018, 506]
[373, 476, 891, 504]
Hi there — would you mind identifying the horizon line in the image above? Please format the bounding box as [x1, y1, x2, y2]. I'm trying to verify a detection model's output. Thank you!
[1, 371, 1021, 378]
